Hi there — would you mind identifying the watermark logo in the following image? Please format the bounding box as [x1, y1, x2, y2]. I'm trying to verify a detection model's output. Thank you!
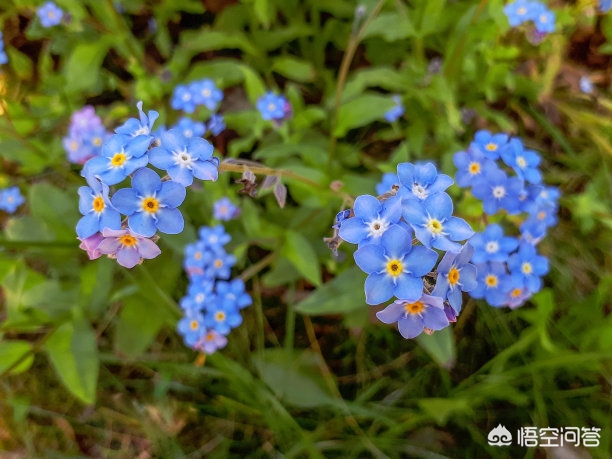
[488, 424, 512, 446]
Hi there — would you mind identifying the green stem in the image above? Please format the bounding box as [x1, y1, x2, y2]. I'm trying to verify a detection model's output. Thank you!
[0, 325, 59, 379]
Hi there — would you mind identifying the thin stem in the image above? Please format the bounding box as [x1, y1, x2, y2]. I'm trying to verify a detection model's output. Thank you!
[0, 325, 59, 379]
[239, 251, 277, 282]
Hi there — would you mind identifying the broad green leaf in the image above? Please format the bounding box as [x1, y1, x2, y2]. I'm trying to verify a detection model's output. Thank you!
[64, 38, 112, 93]
[0, 340, 34, 375]
[333, 94, 396, 137]
[252, 349, 337, 408]
[296, 267, 366, 315]
[240, 65, 267, 104]
[342, 67, 408, 103]
[114, 296, 167, 359]
[45, 319, 99, 405]
[281, 230, 322, 287]
[362, 12, 416, 42]
[272, 56, 315, 83]
[29, 183, 79, 241]
[416, 326, 456, 369]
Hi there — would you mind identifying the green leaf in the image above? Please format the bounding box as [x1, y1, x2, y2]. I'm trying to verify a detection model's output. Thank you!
[240, 65, 267, 104]
[342, 67, 408, 103]
[296, 267, 366, 315]
[45, 319, 99, 405]
[0, 340, 34, 375]
[64, 38, 112, 93]
[114, 296, 167, 359]
[272, 56, 316, 83]
[28, 183, 79, 241]
[333, 94, 396, 137]
[252, 349, 337, 408]
[280, 230, 322, 286]
[362, 12, 416, 41]
[416, 326, 456, 369]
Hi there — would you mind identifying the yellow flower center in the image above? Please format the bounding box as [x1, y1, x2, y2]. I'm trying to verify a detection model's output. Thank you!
[70, 141, 79, 151]
[267, 103, 276, 111]
[426, 218, 443, 234]
[447, 267, 460, 286]
[468, 162, 481, 175]
[485, 274, 498, 288]
[518, 7, 526, 15]
[386, 259, 403, 277]
[510, 288, 523, 298]
[119, 234, 138, 247]
[537, 210, 546, 221]
[205, 332, 216, 341]
[111, 152, 127, 167]
[92, 137, 102, 146]
[485, 143, 497, 152]
[190, 320, 199, 331]
[214, 259, 223, 268]
[404, 301, 424, 315]
[521, 262, 533, 275]
[92, 196, 105, 213]
[194, 251, 202, 260]
[142, 197, 160, 213]
[215, 311, 226, 321]
[516, 156, 527, 168]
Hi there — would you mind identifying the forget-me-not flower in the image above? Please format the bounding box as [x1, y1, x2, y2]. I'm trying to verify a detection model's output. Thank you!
[431, 243, 478, 314]
[338, 194, 402, 246]
[37, 1, 63, 28]
[97, 227, 162, 268]
[76, 175, 121, 239]
[376, 294, 449, 339]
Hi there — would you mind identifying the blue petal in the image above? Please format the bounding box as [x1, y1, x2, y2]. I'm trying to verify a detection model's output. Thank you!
[353, 195, 381, 220]
[78, 186, 94, 215]
[396, 162, 414, 187]
[376, 302, 404, 324]
[158, 180, 186, 208]
[397, 315, 424, 339]
[459, 264, 478, 291]
[403, 246, 438, 276]
[128, 212, 157, 237]
[339, 218, 368, 245]
[422, 306, 450, 331]
[429, 174, 454, 194]
[189, 137, 214, 160]
[364, 273, 394, 305]
[447, 289, 462, 313]
[99, 208, 121, 232]
[381, 195, 402, 222]
[415, 163, 436, 185]
[148, 147, 175, 170]
[161, 129, 187, 153]
[111, 188, 140, 215]
[445, 217, 474, 241]
[76, 214, 100, 239]
[354, 244, 385, 274]
[126, 135, 153, 158]
[401, 200, 426, 225]
[432, 236, 462, 253]
[424, 192, 453, 219]
[381, 224, 413, 258]
[132, 168, 161, 196]
[168, 166, 194, 186]
[155, 207, 184, 234]
[191, 160, 219, 182]
[394, 275, 424, 303]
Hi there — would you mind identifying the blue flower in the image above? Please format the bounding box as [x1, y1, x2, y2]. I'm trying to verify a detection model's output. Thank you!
[453, 149, 497, 188]
[207, 114, 226, 136]
[532, 4, 556, 34]
[375, 172, 399, 195]
[76, 175, 122, 239]
[376, 294, 449, 339]
[111, 167, 186, 237]
[177, 308, 206, 347]
[97, 227, 162, 268]
[338, 195, 402, 246]
[206, 250, 236, 280]
[471, 168, 523, 215]
[0, 32, 8, 65]
[470, 262, 513, 307]
[600, 0, 612, 13]
[213, 197, 240, 221]
[37, 1, 63, 28]
[83, 134, 151, 186]
[431, 243, 478, 314]
[193, 329, 228, 354]
[397, 162, 453, 201]
[183, 278, 216, 310]
[500, 139, 542, 184]
[173, 117, 206, 139]
[402, 192, 475, 253]
[353, 224, 438, 305]
[384, 95, 404, 122]
[216, 279, 252, 309]
[191, 79, 223, 111]
[0, 186, 25, 214]
[469, 223, 519, 264]
[470, 130, 509, 160]
[183, 241, 211, 276]
[199, 225, 231, 250]
[171, 84, 197, 113]
[503, 0, 535, 27]
[257, 92, 287, 121]
[115, 101, 159, 140]
[148, 129, 219, 186]
[579, 76, 594, 94]
[507, 242, 549, 292]
[204, 302, 242, 335]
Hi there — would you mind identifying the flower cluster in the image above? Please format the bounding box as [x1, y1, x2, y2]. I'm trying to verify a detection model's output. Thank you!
[76, 102, 220, 268]
[504, 1, 556, 35]
[178, 225, 252, 354]
[0, 32, 7, 65]
[0, 186, 25, 214]
[170, 79, 225, 136]
[63, 106, 110, 164]
[337, 162, 477, 339]
[453, 130, 559, 308]
[257, 92, 292, 126]
[37, 1, 63, 28]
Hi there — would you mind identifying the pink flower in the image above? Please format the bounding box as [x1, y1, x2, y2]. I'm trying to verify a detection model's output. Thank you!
[78, 233, 104, 260]
[97, 228, 161, 268]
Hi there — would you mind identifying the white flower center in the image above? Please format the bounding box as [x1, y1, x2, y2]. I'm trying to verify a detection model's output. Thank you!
[173, 149, 195, 168]
[485, 241, 499, 253]
[366, 217, 389, 238]
[492, 186, 506, 199]
[412, 183, 428, 200]
[516, 156, 527, 168]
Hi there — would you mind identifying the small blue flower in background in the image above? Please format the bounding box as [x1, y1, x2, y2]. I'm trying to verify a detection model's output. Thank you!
[148, 129, 219, 186]
[375, 172, 399, 195]
[190, 79, 223, 111]
[64, 106, 110, 164]
[384, 95, 404, 122]
[76, 175, 121, 239]
[257, 92, 288, 121]
[207, 114, 226, 136]
[111, 167, 186, 237]
[96, 227, 162, 268]
[82, 133, 151, 186]
[171, 84, 197, 113]
[215, 279, 252, 309]
[353, 224, 438, 305]
[0, 186, 25, 214]
[453, 149, 497, 188]
[503, 0, 535, 27]
[37, 1, 63, 28]
[470, 130, 509, 160]
[579, 76, 594, 94]
[507, 242, 549, 292]
[397, 162, 453, 201]
[600, 0, 612, 13]
[338, 194, 402, 247]
[469, 224, 519, 264]
[0, 32, 8, 65]
[213, 197, 240, 221]
[531, 3, 556, 34]
[500, 138, 542, 184]
[431, 243, 478, 315]
[470, 262, 513, 307]
[115, 101, 159, 140]
[207, 250, 236, 280]
[174, 117, 206, 139]
[402, 192, 475, 253]
[204, 303, 243, 335]
[199, 224, 231, 250]
[193, 330, 227, 354]
[471, 167, 523, 215]
[177, 308, 207, 347]
[376, 294, 450, 339]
